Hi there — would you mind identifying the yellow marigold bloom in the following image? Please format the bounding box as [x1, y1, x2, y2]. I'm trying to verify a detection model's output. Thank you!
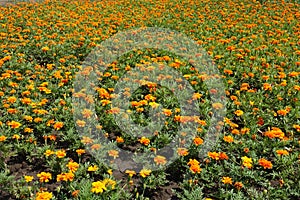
[223, 135, 234, 143]
[241, 156, 253, 169]
[91, 181, 107, 194]
[222, 177, 233, 185]
[88, 165, 99, 172]
[208, 152, 219, 160]
[125, 170, 136, 177]
[76, 120, 86, 127]
[8, 121, 22, 129]
[102, 178, 116, 189]
[35, 191, 52, 200]
[56, 150, 66, 158]
[57, 172, 74, 182]
[234, 110, 244, 116]
[258, 158, 273, 169]
[24, 175, 34, 182]
[0, 135, 7, 142]
[212, 102, 223, 110]
[41, 46, 50, 52]
[67, 161, 79, 172]
[76, 149, 85, 155]
[37, 172, 52, 183]
[12, 134, 20, 140]
[139, 169, 151, 178]
[44, 150, 54, 157]
[81, 136, 93, 144]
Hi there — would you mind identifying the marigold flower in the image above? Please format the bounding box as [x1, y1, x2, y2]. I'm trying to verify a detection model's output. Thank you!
[276, 149, 289, 156]
[35, 191, 52, 200]
[108, 150, 119, 159]
[193, 137, 203, 146]
[223, 135, 234, 143]
[154, 155, 167, 165]
[76, 149, 85, 155]
[222, 177, 232, 184]
[241, 156, 253, 169]
[37, 172, 52, 183]
[0, 135, 7, 142]
[208, 152, 219, 160]
[177, 148, 189, 156]
[234, 182, 243, 190]
[53, 122, 63, 130]
[258, 158, 273, 169]
[44, 150, 54, 157]
[8, 121, 22, 129]
[125, 170, 136, 177]
[139, 136, 150, 146]
[24, 175, 34, 182]
[139, 169, 151, 178]
[56, 150, 66, 158]
[88, 165, 99, 172]
[67, 161, 79, 172]
[91, 181, 106, 194]
[234, 110, 244, 116]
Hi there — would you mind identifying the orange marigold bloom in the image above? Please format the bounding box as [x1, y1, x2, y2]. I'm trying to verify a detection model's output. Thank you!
[208, 152, 219, 160]
[37, 172, 52, 183]
[154, 155, 167, 165]
[116, 136, 124, 143]
[234, 182, 243, 190]
[76, 120, 86, 127]
[219, 152, 229, 160]
[139, 169, 151, 178]
[193, 137, 203, 146]
[162, 109, 172, 116]
[53, 122, 63, 130]
[177, 148, 189, 156]
[108, 150, 119, 159]
[67, 161, 79, 172]
[0, 135, 7, 142]
[223, 135, 234, 143]
[258, 158, 273, 169]
[76, 149, 85, 155]
[8, 121, 22, 129]
[234, 110, 244, 116]
[139, 136, 150, 146]
[276, 149, 289, 156]
[56, 150, 66, 158]
[44, 150, 54, 157]
[35, 191, 53, 200]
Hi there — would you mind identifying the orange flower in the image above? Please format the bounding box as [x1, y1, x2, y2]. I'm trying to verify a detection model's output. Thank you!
[234, 182, 243, 190]
[53, 122, 63, 130]
[234, 110, 244, 116]
[219, 152, 229, 160]
[0, 135, 7, 142]
[76, 120, 86, 127]
[108, 150, 119, 159]
[177, 148, 189, 156]
[222, 177, 232, 184]
[56, 150, 66, 158]
[223, 135, 234, 143]
[116, 136, 124, 143]
[193, 137, 203, 146]
[37, 172, 52, 183]
[258, 158, 273, 169]
[154, 155, 167, 165]
[276, 149, 289, 156]
[67, 161, 79, 172]
[162, 109, 172, 116]
[35, 191, 52, 200]
[139, 136, 150, 146]
[76, 149, 85, 155]
[208, 152, 219, 160]
[44, 150, 54, 157]
[8, 121, 22, 129]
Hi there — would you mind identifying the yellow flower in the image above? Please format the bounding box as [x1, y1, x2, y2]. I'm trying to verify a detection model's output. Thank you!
[35, 191, 52, 200]
[37, 172, 52, 183]
[222, 177, 232, 185]
[24, 175, 34, 182]
[234, 110, 244, 116]
[88, 165, 99, 172]
[139, 169, 151, 178]
[91, 181, 107, 194]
